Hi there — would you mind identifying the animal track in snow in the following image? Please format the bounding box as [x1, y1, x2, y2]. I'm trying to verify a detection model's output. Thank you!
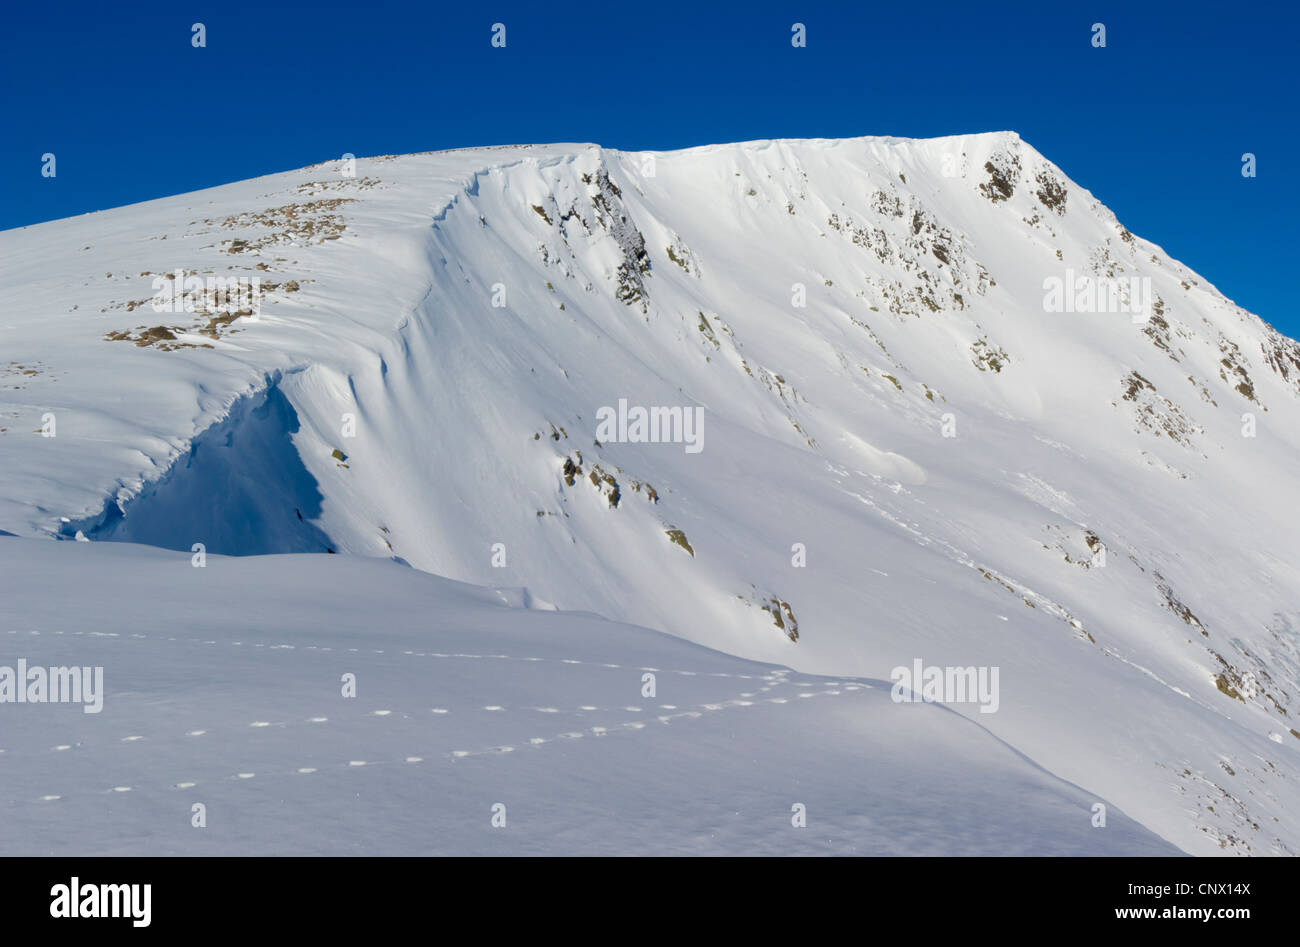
[18, 634, 858, 803]
[4, 628, 767, 679]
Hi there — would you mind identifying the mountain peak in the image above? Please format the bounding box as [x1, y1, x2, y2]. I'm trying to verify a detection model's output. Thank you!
[3, 131, 1298, 854]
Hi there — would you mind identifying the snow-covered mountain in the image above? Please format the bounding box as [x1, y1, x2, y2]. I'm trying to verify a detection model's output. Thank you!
[3, 131, 1298, 855]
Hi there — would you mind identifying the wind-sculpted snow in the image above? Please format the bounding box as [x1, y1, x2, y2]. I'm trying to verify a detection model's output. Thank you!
[2, 132, 1299, 854]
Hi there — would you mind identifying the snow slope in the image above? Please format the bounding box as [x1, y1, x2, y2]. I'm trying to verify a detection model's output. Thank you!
[2, 132, 1298, 854]
[0, 536, 1176, 855]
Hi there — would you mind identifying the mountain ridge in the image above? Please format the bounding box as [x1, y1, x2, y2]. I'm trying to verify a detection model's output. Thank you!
[3, 131, 1299, 855]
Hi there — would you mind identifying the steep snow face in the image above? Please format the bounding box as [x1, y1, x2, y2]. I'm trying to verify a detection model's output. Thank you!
[2, 132, 1299, 855]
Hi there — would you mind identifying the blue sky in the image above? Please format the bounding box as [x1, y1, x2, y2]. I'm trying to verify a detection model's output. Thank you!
[4, 0, 1297, 336]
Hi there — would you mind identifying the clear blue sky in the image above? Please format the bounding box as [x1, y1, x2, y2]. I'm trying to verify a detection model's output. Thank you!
[4, 0, 1296, 336]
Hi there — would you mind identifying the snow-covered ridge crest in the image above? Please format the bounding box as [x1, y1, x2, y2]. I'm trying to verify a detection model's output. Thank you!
[3, 132, 1300, 855]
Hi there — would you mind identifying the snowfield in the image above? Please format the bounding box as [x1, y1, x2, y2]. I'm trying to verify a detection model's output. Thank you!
[1, 131, 1298, 854]
[0, 538, 1177, 855]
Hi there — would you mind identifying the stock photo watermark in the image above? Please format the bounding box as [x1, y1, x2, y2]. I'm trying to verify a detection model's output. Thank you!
[890, 659, 999, 714]
[0, 659, 104, 713]
[594, 399, 705, 453]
